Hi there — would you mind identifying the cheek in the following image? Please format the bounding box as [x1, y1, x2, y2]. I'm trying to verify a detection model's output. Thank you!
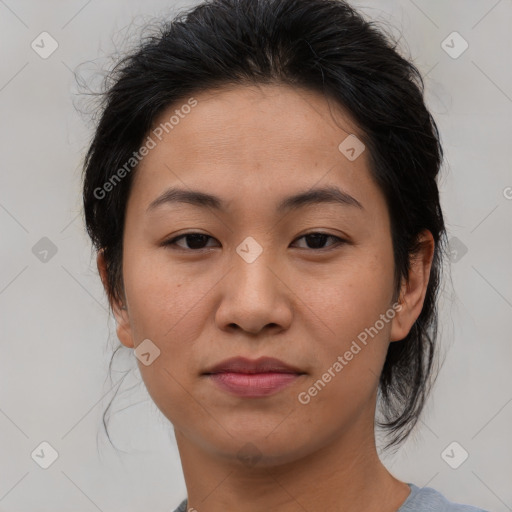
[122, 251, 202, 340]
[297, 282, 394, 423]
[323, 249, 395, 330]
[308, 247, 395, 380]
[121, 254, 208, 424]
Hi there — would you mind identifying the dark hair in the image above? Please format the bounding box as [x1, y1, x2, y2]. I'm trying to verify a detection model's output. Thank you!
[82, 0, 448, 453]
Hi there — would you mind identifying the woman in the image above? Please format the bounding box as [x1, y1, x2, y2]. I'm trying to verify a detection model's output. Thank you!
[82, 0, 489, 510]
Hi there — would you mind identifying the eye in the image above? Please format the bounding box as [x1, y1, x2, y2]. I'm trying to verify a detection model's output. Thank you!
[163, 233, 219, 251]
[291, 232, 345, 250]
[162, 231, 345, 252]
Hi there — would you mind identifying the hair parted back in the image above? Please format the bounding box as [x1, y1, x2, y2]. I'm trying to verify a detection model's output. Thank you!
[82, 0, 448, 453]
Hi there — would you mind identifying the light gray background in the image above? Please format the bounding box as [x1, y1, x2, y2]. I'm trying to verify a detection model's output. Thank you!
[1, 1, 511, 511]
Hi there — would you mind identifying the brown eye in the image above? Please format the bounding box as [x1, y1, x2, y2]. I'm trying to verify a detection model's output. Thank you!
[291, 232, 345, 250]
[163, 231, 345, 252]
[163, 233, 218, 251]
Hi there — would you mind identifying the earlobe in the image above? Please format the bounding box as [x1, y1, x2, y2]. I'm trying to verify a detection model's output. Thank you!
[96, 250, 135, 349]
[114, 315, 135, 349]
[389, 230, 435, 342]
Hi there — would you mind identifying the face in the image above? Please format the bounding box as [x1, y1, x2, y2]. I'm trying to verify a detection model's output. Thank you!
[98, 84, 433, 467]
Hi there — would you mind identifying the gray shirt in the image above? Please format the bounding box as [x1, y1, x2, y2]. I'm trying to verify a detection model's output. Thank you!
[171, 483, 490, 511]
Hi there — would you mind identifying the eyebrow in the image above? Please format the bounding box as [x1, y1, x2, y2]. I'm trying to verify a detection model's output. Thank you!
[146, 185, 364, 214]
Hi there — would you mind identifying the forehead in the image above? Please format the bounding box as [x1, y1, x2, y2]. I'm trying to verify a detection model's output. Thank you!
[129, 83, 381, 218]
[149, 83, 363, 158]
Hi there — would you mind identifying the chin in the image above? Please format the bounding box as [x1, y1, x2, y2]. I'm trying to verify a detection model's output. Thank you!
[203, 427, 315, 468]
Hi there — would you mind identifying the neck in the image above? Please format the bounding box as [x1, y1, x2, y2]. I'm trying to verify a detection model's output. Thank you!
[173, 412, 410, 512]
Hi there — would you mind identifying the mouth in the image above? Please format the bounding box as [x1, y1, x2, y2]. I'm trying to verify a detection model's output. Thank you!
[202, 356, 306, 397]
[203, 356, 305, 375]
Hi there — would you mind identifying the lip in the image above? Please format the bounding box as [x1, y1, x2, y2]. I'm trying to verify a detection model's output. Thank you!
[202, 356, 306, 398]
[203, 356, 304, 375]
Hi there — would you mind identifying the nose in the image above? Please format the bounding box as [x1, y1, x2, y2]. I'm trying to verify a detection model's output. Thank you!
[215, 247, 293, 336]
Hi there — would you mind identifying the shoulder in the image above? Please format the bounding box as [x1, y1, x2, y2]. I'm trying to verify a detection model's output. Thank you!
[173, 486, 490, 512]
[398, 483, 490, 512]
[171, 498, 188, 512]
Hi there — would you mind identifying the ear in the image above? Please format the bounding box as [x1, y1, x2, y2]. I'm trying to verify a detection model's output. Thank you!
[96, 249, 135, 349]
[390, 230, 435, 342]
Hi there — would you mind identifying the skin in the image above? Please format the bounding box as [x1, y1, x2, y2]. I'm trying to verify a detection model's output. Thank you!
[97, 83, 434, 512]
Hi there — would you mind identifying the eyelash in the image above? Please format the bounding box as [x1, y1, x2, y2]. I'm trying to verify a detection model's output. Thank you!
[162, 232, 346, 252]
